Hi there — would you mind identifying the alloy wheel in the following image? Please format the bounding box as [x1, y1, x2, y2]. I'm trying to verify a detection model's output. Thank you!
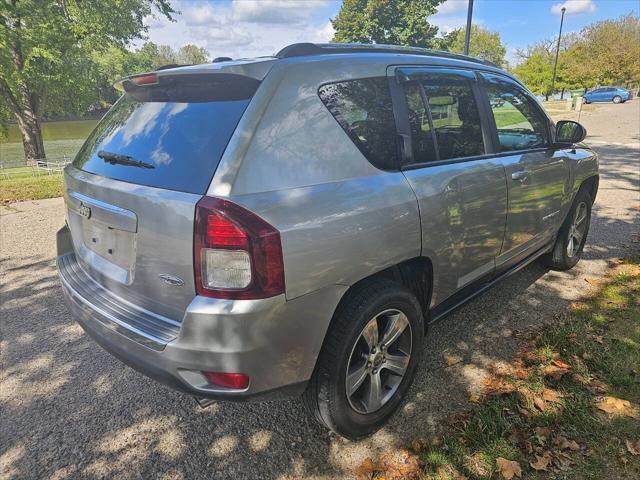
[567, 201, 588, 258]
[345, 309, 412, 414]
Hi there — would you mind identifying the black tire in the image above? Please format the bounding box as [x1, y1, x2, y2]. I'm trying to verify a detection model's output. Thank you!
[303, 279, 424, 439]
[613, 95, 622, 104]
[542, 189, 592, 271]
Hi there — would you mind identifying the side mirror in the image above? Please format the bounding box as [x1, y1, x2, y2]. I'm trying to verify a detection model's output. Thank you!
[556, 120, 587, 145]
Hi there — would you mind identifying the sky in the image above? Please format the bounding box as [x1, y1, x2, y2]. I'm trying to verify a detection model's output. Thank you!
[141, 0, 640, 64]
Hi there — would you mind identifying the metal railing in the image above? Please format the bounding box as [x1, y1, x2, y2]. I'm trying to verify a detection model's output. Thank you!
[0, 156, 73, 179]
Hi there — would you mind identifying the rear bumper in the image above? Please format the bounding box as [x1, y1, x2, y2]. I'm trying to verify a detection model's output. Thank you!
[56, 225, 346, 401]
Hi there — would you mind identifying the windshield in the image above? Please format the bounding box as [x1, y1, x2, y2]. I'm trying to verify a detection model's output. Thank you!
[73, 76, 254, 194]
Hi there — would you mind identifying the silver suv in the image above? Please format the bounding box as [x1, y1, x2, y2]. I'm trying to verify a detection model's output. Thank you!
[57, 43, 598, 439]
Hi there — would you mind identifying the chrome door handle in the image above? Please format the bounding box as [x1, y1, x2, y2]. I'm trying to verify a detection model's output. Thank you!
[511, 171, 529, 183]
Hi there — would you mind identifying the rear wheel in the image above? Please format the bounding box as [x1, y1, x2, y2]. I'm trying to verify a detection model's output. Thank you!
[303, 279, 424, 439]
[542, 189, 592, 271]
[613, 95, 622, 104]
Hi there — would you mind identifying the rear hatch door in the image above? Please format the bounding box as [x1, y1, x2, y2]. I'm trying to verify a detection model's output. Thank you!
[64, 70, 261, 321]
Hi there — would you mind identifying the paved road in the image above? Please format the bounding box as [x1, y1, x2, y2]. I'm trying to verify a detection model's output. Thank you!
[1, 102, 639, 480]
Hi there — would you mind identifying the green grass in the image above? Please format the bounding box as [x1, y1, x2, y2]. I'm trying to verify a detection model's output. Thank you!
[400, 258, 640, 480]
[0, 138, 85, 166]
[0, 175, 63, 205]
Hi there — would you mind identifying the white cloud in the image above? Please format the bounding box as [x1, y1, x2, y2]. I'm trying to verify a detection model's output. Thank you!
[436, 0, 469, 16]
[231, 0, 330, 25]
[551, 0, 597, 15]
[140, 0, 335, 60]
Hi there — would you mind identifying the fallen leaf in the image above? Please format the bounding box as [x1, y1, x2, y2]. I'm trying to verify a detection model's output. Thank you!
[436, 464, 468, 480]
[356, 457, 377, 480]
[445, 354, 461, 366]
[533, 396, 548, 412]
[464, 452, 489, 477]
[555, 435, 580, 451]
[468, 393, 481, 403]
[542, 388, 564, 404]
[544, 364, 570, 380]
[597, 396, 640, 419]
[356, 449, 422, 480]
[534, 426, 553, 440]
[626, 439, 640, 456]
[495, 457, 522, 479]
[530, 451, 552, 471]
[552, 359, 572, 369]
[582, 352, 593, 360]
[593, 335, 605, 344]
[553, 451, 573, 470]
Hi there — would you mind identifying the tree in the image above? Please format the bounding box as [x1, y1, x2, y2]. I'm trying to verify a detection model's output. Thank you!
[512, 13, 640, 96]
[0, 0, 174, 160]
[177, 45, 209, 65]
[331, 0, 445, 48]
[438, 25, 506, 67]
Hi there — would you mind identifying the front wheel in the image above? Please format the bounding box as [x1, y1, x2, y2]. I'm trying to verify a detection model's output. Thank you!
[541, 189, 592, 271]
[613, 95, 622, 104]
[303, 279, 424, 439]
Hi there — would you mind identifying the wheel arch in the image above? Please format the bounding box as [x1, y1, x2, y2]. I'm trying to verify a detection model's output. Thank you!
[333, 256, 434, 328]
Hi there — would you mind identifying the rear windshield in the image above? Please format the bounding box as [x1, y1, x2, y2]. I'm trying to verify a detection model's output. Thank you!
[73, 75, 254, 194]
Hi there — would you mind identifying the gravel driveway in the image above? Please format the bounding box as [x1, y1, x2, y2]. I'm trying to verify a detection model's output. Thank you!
[1, 101, 639, 480]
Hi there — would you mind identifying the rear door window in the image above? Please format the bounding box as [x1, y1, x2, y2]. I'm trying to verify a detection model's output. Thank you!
[318, 78, 398, 170]
[73, 74, 257, 194]
[481, 73, 549, 152]
[398, 69, 485, 164]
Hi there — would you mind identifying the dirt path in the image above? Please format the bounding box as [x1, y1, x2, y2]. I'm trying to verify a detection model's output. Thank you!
[1, 102, 638, 480]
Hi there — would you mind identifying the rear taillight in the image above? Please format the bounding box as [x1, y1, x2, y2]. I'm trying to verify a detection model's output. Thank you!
[194, 196, 285, 299]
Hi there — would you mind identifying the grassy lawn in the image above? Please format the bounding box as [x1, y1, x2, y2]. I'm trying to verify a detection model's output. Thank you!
[0, 175, 63, 205]
[357, 257, 640, 480]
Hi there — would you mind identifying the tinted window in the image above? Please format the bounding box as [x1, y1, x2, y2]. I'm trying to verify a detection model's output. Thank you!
[421, 79, 485, 160]
[483, 74, 549, 152]
[318, 78, 397, 169]
[403, 83, 437, 163]
[73, 77, 253, 194]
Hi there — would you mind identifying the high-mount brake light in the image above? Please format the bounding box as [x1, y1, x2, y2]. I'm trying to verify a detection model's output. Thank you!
[194, 197, 285, 300]
[130, 73, 159, 86]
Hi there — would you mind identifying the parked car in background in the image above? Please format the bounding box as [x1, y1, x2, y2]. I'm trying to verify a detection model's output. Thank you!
[56, 42, 599, 439]
[583, 86, 631, 104]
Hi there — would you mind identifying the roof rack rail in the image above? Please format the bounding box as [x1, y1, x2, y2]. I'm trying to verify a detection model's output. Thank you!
[275, 42, 497, 68]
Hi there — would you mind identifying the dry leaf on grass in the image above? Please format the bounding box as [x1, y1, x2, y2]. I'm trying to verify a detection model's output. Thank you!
[626, 439, 640, 456]
[552, 358, 572, 369]
[444, 354, 462, 367]
[530, 451, 552, 471]
[533, 396, 548, 412]
[544, 364, 570, 380]
[596, 396, 640, 419]
[554, 435, 580, 451]
[542, 388, 564, 404]
[495, 457, 522, 479]
[355, 449, 422, 480]
[592, 335, 605, 344]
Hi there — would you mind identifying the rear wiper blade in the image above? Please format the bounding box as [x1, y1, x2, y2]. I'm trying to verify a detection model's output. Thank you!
[97, 150, 155, 169]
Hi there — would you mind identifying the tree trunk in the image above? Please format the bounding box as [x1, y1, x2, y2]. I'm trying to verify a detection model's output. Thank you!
[14, 108, 46, 160]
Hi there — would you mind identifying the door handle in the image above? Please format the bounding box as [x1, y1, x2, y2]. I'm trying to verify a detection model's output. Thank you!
[511, 171, 529, 183]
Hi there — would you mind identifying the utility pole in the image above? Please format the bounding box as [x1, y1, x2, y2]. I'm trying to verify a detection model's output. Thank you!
[463, 0, 474, 55]
[550, 6, 566, 100]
